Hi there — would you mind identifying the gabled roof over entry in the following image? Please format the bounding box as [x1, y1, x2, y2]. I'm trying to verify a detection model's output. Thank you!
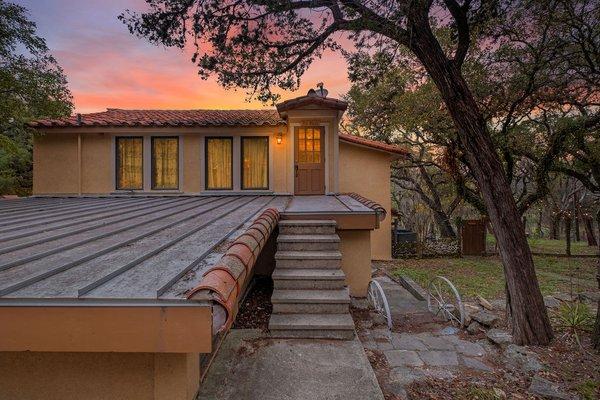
[276, 95, 348, 113]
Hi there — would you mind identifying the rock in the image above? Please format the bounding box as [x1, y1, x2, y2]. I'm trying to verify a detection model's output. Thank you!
[461, 356, 493, 372]
[553, 293, 574, 302]
[418, 350, 459, 366]
[439, 326, 460, 336]
[391, 333, 428, 351]
[504, 344, 544, 373]
[528, 375, 577, 399]
[578, 291, 600, 303]
[384, 350, 424, 367]
[477, 295, 495, 311]
[370, 312, 387, 326]
[543, 296, 560, 308]
[351, 297, 370, 309]
[490, 299, 507, 311]
[454, 340, 486, 357]
[493, 388, 507, 399]
[471, 310, 500, 327]
[467, 321, 483, 335]
[486, 329, 513, 346]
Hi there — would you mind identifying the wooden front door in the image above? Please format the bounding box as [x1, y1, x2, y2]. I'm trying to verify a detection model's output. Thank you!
[294, 127, 325, 195]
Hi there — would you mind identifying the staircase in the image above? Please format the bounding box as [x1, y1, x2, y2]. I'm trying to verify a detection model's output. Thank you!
[268, 220, 354, 340]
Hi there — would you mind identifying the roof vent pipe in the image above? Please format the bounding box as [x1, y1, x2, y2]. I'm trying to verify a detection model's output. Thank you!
[76, 113, 82, 125]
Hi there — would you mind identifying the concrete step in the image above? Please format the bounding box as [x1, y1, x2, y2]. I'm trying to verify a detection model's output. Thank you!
[278, 220, 336, 235]
[271, 288, 350, 313]
[272, 269, 346, 290]
[269, 313, 355, 340]
[275, 251, 341, 269]
[277, 234, 340, 251]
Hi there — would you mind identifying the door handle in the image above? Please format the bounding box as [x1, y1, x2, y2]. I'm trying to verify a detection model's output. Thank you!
[294, 164, 298, 177]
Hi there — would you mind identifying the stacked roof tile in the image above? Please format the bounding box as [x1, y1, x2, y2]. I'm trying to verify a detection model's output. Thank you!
[29, 109, 285, 128]
[339, 133, 409, 156]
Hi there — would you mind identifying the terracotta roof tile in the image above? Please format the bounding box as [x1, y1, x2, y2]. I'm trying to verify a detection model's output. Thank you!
[339, 133, 409, 156]
[29, 109, 285, 128]
[276, 95, 348, 113]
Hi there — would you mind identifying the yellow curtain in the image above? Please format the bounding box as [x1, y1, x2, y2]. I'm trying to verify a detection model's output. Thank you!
[117, 137, 143, 190]
[207, 138, 232, 189]
[152, 138, 179, 189]
[242, 137, 268, 189]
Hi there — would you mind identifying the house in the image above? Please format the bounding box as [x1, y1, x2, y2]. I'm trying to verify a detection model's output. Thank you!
[0, 89, 406, 400]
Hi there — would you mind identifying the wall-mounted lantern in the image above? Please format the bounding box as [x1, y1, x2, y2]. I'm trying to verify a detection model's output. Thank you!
[276, 129, 283, 145]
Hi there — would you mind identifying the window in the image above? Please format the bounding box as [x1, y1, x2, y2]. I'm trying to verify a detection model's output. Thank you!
[116, 137, 143, 190]
[151, 137, 179, 190]
[241, 137, 269, 190]
[205, 137, 233, 190]
[297, 127, 322, 164]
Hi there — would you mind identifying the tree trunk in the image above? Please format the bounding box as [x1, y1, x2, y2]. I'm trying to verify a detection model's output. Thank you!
[565, 216, 572, 257]
[537, 209, 543, 238]
[573, 195, 580, 241]
[584, 217, 597, 247]
[592, 210, 600, 350]
[407, 17, 553, 345]
[550, 214, 559, 240]
[433, 211, 456, 239]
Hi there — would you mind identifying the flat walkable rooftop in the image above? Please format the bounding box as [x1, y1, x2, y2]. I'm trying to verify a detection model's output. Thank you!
[0, 195, 289, 304]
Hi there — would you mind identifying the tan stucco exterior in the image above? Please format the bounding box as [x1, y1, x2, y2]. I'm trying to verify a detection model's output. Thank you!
[0, 305, 212, 353]
[339, 141, 393, 260]
[338, 229, 372, 297]
[0, 351, 200, 400]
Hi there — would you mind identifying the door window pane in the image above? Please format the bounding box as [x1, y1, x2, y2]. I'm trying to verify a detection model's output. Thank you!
[242, 137, 268, 190]
[116, 137, 143, 190]
[152, 137, 179, 190]
[206, 137, 233, 189]
[297, 127, 322, 164]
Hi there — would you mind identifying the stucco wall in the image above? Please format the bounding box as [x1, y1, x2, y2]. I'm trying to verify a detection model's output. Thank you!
[33, 132, 79, 194]
[338, 229, 372, 297]
[33, 126, 284, 195]
[338, 141, 393, 260]
[0, 351, 200, 400]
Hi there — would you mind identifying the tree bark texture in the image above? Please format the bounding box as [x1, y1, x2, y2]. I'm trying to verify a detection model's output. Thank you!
[593, 210, 600, 350]
[584, 218, 597, 247]
[406, 15, 553, 345]
[564, 216, 572, 257]
[550, 214, 559, 240]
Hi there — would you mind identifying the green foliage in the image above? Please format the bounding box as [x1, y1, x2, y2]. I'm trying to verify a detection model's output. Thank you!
[0, 0, 73, 195]
[576, 380, 600, 400]
[554, 302, 594, 335]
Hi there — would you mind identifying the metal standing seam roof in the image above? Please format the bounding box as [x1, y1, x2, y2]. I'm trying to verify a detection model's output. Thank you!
[0, 195, 290, 304]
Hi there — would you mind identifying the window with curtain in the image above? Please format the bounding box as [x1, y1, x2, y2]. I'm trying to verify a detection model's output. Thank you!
[206, 137, 233, 190]
[152, 137, 179, 190]
[116, 137, 143, 190]
[242, 137, 269, 190]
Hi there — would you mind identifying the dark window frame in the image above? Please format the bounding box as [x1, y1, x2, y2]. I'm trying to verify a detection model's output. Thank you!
[205, 136, 234, 190]
[241, 136, 270, 190]
[115, 136, 144, 191]
[151, 136, 180, 190]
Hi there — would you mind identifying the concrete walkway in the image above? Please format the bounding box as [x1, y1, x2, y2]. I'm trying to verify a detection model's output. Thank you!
[199, 329, 384, 400]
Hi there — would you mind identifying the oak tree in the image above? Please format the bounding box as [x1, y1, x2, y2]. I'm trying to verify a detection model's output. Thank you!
[121, 0, 555, 344]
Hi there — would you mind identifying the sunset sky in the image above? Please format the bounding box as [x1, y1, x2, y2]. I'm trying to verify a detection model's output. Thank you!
[16, 0, 351, 113]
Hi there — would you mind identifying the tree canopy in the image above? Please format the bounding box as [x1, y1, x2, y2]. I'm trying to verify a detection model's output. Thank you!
[0, 0, 73, 195]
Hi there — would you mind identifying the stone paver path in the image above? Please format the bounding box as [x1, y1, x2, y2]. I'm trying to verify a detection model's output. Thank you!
[358, 276, 493, 398]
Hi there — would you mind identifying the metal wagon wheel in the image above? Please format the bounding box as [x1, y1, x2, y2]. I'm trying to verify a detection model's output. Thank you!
[367, 280, 393, 330]
[427, 276, 466, 327]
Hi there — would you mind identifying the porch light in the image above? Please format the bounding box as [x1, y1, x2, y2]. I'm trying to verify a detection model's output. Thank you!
[276, 129, 283, 144]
